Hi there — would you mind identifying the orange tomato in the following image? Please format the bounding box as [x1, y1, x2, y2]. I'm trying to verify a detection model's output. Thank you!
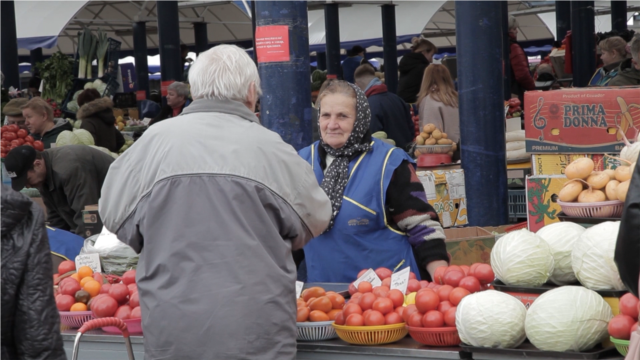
[305, 297, 317, 307]
[327, 309, 342, 321]
[70, 273, 80, 282]
[80, 276, 94, 288]
[70, 302, 88, 312]
[297, 299, 307, 309]
[449, 287, 471, 306]
[77, 266, 94, 280]
[83, 280, 101, 297]
[360, 293, 377, 311]
[309, 296, 332, 313]
[302, 287, 326, 302]
[297, 306, 310, 322]
[309, 310, 330, 322]
[342, 303, 363, 318]
[357, 281, 372, 293]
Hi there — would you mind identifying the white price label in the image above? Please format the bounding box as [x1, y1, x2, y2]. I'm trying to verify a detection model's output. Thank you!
[353, 268, 382, 288]
[74, 253, 102, 273]
[296, 281, 304, 299]
[390, 267, 411, 295]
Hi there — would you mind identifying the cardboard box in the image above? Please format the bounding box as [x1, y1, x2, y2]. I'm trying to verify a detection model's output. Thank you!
[82, 205, 103, 238]
[524, 87, 640, 153]
[507, 163, 531, 188]
[531, 153, 623, 176]
[444, 227, 495, 266]
[416, 169, 468, 228]
[526, 175, 570, 232]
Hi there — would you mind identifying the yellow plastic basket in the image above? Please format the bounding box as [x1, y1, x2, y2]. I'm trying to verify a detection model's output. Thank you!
[610, 336, 630, 356]
[332, 322, 408, 345]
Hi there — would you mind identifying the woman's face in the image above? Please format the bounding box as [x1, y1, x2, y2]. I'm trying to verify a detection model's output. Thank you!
[423, 49, 435, 62]
[166, 90, 185, 108]
[319, 93, 356, 149]
[600, 50, 619, 66]
[23, 108, 48, 135]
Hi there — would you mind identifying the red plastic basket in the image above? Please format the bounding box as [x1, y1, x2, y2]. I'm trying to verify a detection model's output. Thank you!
[406, 326, 460, 346]
[59, 311, 94, 328]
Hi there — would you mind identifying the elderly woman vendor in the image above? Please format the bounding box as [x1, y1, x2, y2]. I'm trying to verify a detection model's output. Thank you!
[298, 80, 449, 283]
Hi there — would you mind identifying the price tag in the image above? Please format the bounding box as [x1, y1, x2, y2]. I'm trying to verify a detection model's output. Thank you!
[296, 281, 304, 299]
[390, 267, 411, 295]
[75, 253, 102, 273]
[353, 268, 382, 288]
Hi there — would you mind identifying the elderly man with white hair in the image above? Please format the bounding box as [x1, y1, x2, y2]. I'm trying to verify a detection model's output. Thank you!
[508, 16, 535, 101]
[149, 81, 191, 125]
[99, 45, 332, 360]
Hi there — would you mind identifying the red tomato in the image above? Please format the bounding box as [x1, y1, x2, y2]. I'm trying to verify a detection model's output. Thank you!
[24, 135, 34, 143]
[349, 292, 363, 305]
[444, 307, 457, 327]
[407, 279, 421, 294]
[33, 141, 44, 151]
[449, 287, 471, 306]
[108, 283, 130, 304]
[334, 311, 345, 325]
[7, 125, 19, 133]
[375, 267, 392, 280]
[420, 280, 430, 289]
[364, 310, 386, 326]
[99, 283, 112, 294]
[408, 312, 424, 328]
[115, 305, 132, 320]
[343, 303, 363, 318]
[620, 293, 639, 320]
[130, 306, 142, 319]
[127, 283, 138, 294]
[56, 294, 75, 311]
[372, 286, 389, 298]
[60, 279, 81, 296]
[608, 314, 635, 340]
[359, 293, 377, 311]
[388, 289, 405, 308]
[357, 269, 368, 279]
[0, 126, 7, 133]
[395, 306, 406, 318]
[415, 290, 440, 313]
[474, 264, 495, 285]
[91, 296, 118, 318]
[469, 263, 482, 277]
[3, 132, 17, 141]
[445, 265, 462, 274]
[443, 271, 464, 287]
[345, 314, 365, 326]
[434, 266, 447, 284]
[122, 270, 137, 285]
[438, 300, 454, 314]
[409, 272, 417, 280]
[16, 138, 24, 146]
[422, 310, 444, 328]
[10, 140, 21, 148]
[385, 311, 404, 325]
[16, 129, 28, 138]
[381, 277, 391, 288]
[372, 297, 394, 315]
[358, 281, 373, 293]
[348, 282, 357, 295]
[460, 265, 470, 276]
[92, 272, 105, 284]
[130, 291, 140, 308]
[403, 304, 419, 322]
[437, 285, 454, 302]
[359, 309, 372, 320]
[458, 276, 482, 293]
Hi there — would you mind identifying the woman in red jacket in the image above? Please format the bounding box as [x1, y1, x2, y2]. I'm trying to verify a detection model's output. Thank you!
[508, 17, 535, 102]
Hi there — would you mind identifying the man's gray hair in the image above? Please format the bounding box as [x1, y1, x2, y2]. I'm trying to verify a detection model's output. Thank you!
[509, 16, 518, 31]
[631, 33, 640, 62]
[168, 82, 190, 98]
[188, 44, 262, 102]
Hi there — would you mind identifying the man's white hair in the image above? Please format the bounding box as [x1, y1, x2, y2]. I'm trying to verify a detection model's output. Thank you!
[188, 44, 262, 102]
[630, 33, 640, 62]
[508, 16, 519, 31]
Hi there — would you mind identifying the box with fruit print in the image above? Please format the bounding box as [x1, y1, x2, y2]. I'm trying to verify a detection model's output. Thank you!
[526, 175, 570, 232]
[416, 169, 468, 228]
[531, 153, 623, 176]
[443, 227, 495, 266]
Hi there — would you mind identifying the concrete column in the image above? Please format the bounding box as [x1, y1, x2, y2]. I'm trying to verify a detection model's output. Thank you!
[133, 22, 150, 97]
[1, 0, 20, 89]
[156, 1, 183, 82]
[381, 4, 398, 94]
[571, 1, 595, 87]
[193, 22, 209, 55]
[324, 3, 341, 78]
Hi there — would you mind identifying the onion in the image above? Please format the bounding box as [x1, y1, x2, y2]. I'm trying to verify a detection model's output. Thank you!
[559, 180, 585, 202]
[603, 169, 616, 180]
[578, 189, 606, 203]
[565, 158, 594, 180]
[616, 180, 630, 202]
[432, 129, 443, 140]
[586, 172, 609, 190]
[615, 166, 632, 182]
[605, 180, 620, 201]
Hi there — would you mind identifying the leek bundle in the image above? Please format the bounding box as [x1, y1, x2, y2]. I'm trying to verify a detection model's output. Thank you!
[77, 28, 94, 79]
[86, 31, 97, 78]
[96, 29, 109, 77]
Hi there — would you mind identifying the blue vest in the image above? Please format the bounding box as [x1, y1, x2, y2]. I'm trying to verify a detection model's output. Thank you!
[47, 227, 85, 261]
[298, 138, 421, 282]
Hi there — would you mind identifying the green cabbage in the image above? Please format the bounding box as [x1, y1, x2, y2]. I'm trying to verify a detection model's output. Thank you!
[84, 82, 94, 90]
[66, 101, 79, 112]
[74, 120, 82, 129]
[536, 222, 585, 285]
[73, 129, 95, 146]
[73, 90, 83, 101]
[96, 83, 108, 95]
[56, 130, 82, 146]
[490, 229, 554, 287]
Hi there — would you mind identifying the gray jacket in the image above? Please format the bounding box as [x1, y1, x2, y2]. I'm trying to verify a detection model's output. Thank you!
[99, 98, 331, 360]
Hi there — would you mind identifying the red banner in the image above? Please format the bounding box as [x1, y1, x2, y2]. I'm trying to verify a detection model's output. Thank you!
[136, 90, 147, 101]
[255, 25, 290, 63]
[161, 81, 174, 97]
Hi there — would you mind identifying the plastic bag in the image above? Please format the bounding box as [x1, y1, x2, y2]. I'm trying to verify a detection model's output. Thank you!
[80, 227, 138, 275]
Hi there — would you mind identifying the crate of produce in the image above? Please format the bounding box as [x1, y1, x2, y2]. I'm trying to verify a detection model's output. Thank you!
[297, 321, 337, 341]
[460, 341, 618, 359]
[508, 189, 527, 220]
[332, 322, 407, 345]
[406, 326, 460, 347]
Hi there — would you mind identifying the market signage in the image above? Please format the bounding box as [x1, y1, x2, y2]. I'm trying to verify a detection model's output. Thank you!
[353, 269, 382, 287]
[75, 253, 102, 273]
[255, 25, 290, 63]
[390, 267, 411, 295]
[296, 281, 304, 299]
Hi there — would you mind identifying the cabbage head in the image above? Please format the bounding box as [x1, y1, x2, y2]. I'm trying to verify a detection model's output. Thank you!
[66, 101, 79, 112]
[490, 229, 554, 287]
[525, 286, 612, 352]
[572, 221, 625, 290]
[536, 222, 585, 285]
[73, 90, 83, 101]
[73, 129, 95, 146]
[56, 130, 82, 147]
[74, 120, 82, 129]
[456, 290, 527, 348]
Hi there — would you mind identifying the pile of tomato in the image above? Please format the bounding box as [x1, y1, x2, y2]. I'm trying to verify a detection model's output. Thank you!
[1, 124, 44, 157]
[608, 293, 639, 340]
[297, 287, 346, 322]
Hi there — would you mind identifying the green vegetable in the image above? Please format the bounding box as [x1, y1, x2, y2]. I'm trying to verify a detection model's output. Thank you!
[74, 120, 82, 129]
[66, 101, 79, 113]
[96, 29, 109, 78]
[84, 82, 94, 90]
[36, 52, 74, 103]
[77, 29, 93, 79]
[86, 32, 97, 79]
[56, 130, 82, 146]
[96, 83, 108, 95]
[73, 129, 95, 145]
[73, 90, 83, 101]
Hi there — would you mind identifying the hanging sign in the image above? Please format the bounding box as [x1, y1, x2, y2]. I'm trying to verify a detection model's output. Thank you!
[255, 25, 290, 63]
[161, 80, 174, 97]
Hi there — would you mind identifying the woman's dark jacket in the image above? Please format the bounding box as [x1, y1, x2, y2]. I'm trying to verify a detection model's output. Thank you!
[77, 97, 125, 153]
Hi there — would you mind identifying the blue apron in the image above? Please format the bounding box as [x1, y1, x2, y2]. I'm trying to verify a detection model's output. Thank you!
[298, 138, 421, 283]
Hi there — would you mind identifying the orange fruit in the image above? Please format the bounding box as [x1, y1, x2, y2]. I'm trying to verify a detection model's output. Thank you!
[70, 302, 88, 312]
[70, 273, 80, 282]
[83, 280, 101, 297]
[77, 266, 93, 279]
[80, 276, 94, 287]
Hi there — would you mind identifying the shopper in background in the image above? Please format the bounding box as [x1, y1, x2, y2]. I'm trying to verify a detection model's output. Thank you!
[609, 34, 640, 86]
[298, 80, 449, 283]
[4, 145, 114, 237]
[27, 76, 41, 98]
[342, 45, 365, 83]
[21, 97, 72, 149]
[354, 64, 415, 149]
[398, 36, 437, 104]
[417, 64, 460, 145]
[76, 89, 125, 153]
[99, 44, 331, 360]
[508, 16, 535, 102]
[149, 82, 191, 126]
[3, 98, 29, 130]
[589, 36, 629, 86]
[1, 184, 67, 360]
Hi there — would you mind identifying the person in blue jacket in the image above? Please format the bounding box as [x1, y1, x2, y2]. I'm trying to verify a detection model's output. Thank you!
[297, 80, 449, 283]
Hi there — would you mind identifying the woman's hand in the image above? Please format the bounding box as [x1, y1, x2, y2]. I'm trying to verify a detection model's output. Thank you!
[427, 260, 449, 281]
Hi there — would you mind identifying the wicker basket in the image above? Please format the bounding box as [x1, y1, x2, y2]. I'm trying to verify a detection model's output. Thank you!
[297, 321, 337, 341]
[59, 311, 94, 328]
[610, 336, 630, 356]
[407, 326, 460, 346]
[415, 145, 453, 155]
[332, 322, 408, 345]
[556, 200, 624, 218]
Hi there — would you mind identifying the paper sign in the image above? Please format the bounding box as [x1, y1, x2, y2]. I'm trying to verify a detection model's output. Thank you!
[296, 281, 304, 299]
[75, 253, 102, 273]
[255, 25, 290, 63]
[417, 172, 437, 201]
[353, 268, 382, 288]
[390, 267, 411, 295]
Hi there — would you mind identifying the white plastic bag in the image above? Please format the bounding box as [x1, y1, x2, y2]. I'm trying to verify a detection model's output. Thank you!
[80, 227, 138, 275]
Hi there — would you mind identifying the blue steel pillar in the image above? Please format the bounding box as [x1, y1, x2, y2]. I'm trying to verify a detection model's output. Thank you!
[156, 1, 183, 82]
[324, 3, 341, 78]
[317, 52, 327, 70]
[501, 1, 511, 101]
[133, 22, 150, 98]
[1, 0, 20, 89]
[455, 1, 508, 226]
[611, 1, 628, 33]
[555, 1, 571, 41]
[30, 48, 44, 75]
[194, 22, 209, 55]
[571, 1, 595, 87]
[381, 4, 398, 94]
[255, 1, 312, 150]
